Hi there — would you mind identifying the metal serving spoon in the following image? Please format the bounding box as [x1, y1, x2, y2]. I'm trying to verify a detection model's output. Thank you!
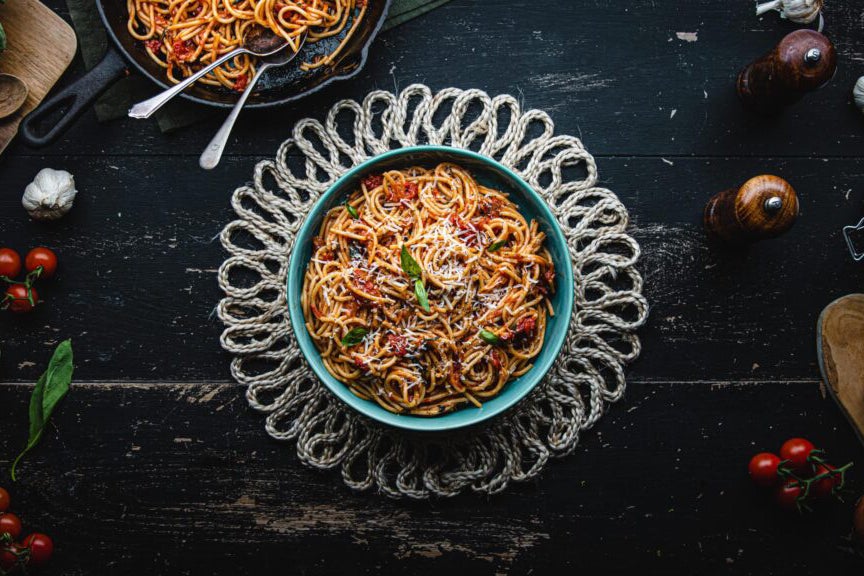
[199, 33, 307, 170]
[128, 27, 289, 119]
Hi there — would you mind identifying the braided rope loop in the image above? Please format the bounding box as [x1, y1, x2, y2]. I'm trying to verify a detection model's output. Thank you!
[218, 84, 648, 498]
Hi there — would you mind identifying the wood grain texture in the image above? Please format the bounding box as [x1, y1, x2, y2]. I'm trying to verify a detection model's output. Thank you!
[820, 294, 864, 441]
[2, 156, 864, 383]
[6, 0, 864, 158]
[0, 380, 861, 575]
[1, 0, 864, 573]
[0, 0, 76, 154]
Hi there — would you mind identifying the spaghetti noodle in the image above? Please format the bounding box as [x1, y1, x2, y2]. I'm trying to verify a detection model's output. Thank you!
[301, 163, 557, 416]
[126, 0, 367, 91]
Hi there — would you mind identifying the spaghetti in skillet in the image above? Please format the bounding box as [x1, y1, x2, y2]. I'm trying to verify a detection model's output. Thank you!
[126, 0, 367, 91]
[301, 163, 557, 416]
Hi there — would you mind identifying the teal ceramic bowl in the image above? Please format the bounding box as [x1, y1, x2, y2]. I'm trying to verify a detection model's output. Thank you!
[287, 146, 574, 432]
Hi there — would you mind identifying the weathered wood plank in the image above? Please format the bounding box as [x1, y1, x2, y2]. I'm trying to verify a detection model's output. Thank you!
[5, 0, 864, 159]
[0, 380, 861, 575]
[2, 156, 864, 382]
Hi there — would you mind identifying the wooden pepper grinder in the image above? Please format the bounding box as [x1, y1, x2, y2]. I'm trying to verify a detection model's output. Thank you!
[704, 175, 799, 244]
[738, 29, 837, 112]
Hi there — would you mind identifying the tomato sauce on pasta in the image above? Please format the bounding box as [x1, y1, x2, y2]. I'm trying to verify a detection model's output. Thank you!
[301, 163, 556, 416]
[126, 0, 367, 91]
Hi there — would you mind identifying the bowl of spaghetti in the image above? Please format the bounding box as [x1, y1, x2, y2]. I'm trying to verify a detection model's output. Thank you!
[288, 146, 574, 431]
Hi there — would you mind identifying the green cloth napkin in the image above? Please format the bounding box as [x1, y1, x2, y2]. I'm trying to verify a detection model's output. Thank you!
[65, 0, 453, 133]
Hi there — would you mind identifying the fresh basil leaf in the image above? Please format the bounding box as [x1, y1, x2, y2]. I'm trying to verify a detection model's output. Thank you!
[11, 340, 73, 481]
[479, 329, 500, 345]
[487, 240, 507, 253]
[346, 203, 359, 219]
[400, 245, 422, 280]
[341, 327, 368, 347]
[0, 23, 6, 52]
[414, 278, 430, 312]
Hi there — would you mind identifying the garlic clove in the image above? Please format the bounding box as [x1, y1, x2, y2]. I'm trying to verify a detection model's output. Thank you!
[22, 168, 77, 221]
[854, 76, 864, 112]
[755, 0, 823, 24]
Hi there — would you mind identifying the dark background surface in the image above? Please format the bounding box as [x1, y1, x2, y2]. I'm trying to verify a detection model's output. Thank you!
[2, 1, 864, 574]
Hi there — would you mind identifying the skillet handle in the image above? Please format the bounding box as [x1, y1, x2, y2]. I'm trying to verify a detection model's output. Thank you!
[19, 48, 128, 148]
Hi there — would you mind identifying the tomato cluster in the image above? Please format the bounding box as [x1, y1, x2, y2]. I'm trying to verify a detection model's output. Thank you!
[0, 487, 53, 574]
[0, 247, 58, 314]
[748, 438, 854, 511]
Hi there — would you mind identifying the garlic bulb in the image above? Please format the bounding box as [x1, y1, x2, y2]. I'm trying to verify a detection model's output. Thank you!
[22, 168, 77, 221]
[854, 76, 864, 111]
[755, 0, 823, 24]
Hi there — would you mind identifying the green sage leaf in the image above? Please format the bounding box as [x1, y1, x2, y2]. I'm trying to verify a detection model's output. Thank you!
[11, 340, 73, 481]
[479, 329, 500, 345]
[400, 245, 422, 279]
[487, 240, 507, 253]
[346, 203, 359, 219]
[341, 327, 368, 347]
[414, 278, 430, 312]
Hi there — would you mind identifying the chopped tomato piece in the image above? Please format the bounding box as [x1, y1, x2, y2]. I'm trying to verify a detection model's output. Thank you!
[353, 269, 380, 296]
[145, 39, 162, 53]
[363, 174, 383, 190]
[514, 316, 537, 342]
[387, 334, 409, 356]
[479, 195, 502, 217]
[233, 74, 249, 92]
[318, 248, 335, 261]
[353, 356, 368, 370]
[490, 349, 502, 370]
[449, 360, 464, 391]
[543, 263, 556, 289]
[384, 181, 419, 203]
[171, 39, 195, 61]
[403, 182, 419, 200]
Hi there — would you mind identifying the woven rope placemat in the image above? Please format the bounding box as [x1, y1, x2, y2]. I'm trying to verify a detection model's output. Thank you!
[217, 84, 648, 498]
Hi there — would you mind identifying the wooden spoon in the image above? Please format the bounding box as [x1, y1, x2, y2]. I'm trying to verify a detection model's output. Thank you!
[818, 294, 864, 443]
[0, 73, 29, 119]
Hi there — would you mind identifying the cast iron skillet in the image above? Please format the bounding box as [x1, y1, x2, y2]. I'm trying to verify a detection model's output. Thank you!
[20, 0, 391, 147]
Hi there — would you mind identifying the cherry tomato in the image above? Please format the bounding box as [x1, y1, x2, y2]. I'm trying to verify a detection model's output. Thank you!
[24, 247, 58, 280]
[0, 488, 9, 512]
[779, 438, 816, 473]
[775, 480, 804, 510]
[4, 285, 38, 314]
[0, 544, 25, 571]
[810, 464, 839, 498]
[748, 452, 782, 487]
[21, 533, 52, 567]
[0, 513, 22, 540]
[0, 248, 21, 279]
[854, 497, 864, 547]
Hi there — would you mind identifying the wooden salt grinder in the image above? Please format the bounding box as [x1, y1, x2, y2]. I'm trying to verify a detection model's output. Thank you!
[737, 29, 837, 112]
[703, 175, 799, 244]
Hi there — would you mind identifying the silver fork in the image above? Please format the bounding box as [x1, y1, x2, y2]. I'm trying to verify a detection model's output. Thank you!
[128, 28, 289, 119]
[199, 33, 307, 170]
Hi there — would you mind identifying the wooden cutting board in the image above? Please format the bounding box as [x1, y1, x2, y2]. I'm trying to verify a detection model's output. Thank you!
[0, 0, 76, 154]
[818, 294, 864, 443]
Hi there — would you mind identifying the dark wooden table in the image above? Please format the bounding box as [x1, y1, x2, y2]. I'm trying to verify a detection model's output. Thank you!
[2, 1, 864, 574]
